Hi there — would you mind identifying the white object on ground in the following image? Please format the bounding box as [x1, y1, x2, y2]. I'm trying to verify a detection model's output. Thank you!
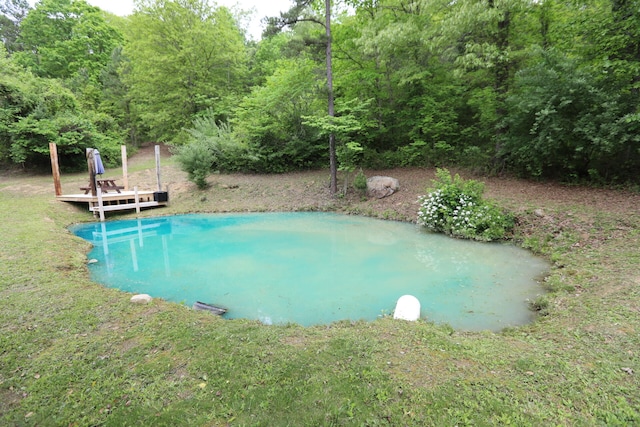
[393, 295, 421, 321]
[130, 294, 152, 304]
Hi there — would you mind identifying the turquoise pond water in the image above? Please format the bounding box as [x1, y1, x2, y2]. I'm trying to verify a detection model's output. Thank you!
[70, 212, 549, 331]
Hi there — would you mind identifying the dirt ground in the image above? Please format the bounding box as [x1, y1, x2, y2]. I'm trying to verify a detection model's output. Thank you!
[140, 145, 640, 217]
[2, 143, 639, 225]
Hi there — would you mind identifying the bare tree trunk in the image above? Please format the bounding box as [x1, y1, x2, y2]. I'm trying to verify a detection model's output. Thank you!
[326, 0, 337, 195]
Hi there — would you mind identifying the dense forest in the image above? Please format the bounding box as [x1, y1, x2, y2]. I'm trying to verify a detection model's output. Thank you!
[1, 0, 638, 186]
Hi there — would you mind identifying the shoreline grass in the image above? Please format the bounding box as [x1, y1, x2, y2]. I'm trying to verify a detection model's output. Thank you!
[1, 169, 639, 426]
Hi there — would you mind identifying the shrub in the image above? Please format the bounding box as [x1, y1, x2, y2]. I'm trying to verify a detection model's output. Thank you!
[353, 168, 367, 194]
[174, 141, 214, 189]
[417, 169, 514, 241]
[175, 109, 260, 188]
[185, 112, 256, 173]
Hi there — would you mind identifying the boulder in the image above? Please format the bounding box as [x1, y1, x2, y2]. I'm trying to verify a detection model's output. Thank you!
[366, 176, 400, 199]
[130, 294, 152, 304]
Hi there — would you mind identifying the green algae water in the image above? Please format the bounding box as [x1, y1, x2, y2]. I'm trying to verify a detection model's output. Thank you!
[71, 212, 549, 331]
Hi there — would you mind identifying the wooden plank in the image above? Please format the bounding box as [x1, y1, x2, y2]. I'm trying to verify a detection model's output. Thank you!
[121, 145, 129, 191]
[155, 145, 162, 192]
[135, 186, 140, 214]
[56, 190, 157, 203]
[97, 187, 105, 222]
[86, 148, 97, 196]
[49, 143, 62, 196]
[88, 201, 161, 212]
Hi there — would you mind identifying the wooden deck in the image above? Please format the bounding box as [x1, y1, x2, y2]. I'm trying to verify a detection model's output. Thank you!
[57, 189, 168, 220]
[49, 143, 169, 221]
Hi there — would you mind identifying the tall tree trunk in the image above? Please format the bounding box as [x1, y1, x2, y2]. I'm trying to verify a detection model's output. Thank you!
[490, 0, 511, 169]
[326, 0, 337, 195]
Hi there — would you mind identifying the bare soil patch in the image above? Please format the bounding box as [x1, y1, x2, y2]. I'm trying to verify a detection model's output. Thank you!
[2, 144, 639, 224]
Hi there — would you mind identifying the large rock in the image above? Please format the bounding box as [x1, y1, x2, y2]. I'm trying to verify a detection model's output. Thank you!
[366, 176, 400, 199]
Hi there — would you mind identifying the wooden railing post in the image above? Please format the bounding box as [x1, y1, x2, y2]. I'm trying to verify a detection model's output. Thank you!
[121, 145, 129, 191]
[86, 148, 97, 197]
[49, 143, 62, 196]
[155, 145, 162, 192]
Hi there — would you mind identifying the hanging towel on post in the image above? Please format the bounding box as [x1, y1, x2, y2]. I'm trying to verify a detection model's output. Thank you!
[94, 149, 105, 175]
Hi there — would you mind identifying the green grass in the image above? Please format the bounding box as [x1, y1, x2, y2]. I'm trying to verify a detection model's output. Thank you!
[1, 173, 639, 426]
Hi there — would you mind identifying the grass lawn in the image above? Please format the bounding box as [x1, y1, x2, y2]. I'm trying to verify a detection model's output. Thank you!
[1, 162, 639, 426]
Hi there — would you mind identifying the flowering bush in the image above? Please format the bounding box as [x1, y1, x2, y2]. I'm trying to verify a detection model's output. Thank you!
[417, 169, 514, 241]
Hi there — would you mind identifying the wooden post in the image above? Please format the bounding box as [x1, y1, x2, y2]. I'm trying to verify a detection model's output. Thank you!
[121, 145, 129, 191]
[96, 186, 105, 222]
[86, 148, 97, 197]
[134, 186, 140, 215]
[49, 143, 62, 196]
[155, 145, 162, 192]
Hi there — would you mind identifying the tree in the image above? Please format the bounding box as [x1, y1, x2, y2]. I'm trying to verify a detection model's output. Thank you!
[0, 48, 121, 169]
[99, 46, 138, 144]
[324, 0, 337, 194]
[0, 0, 30, 53]
[233, 56, 326, 172]
[13, 0, 123, 80]
[266, 0, 339, 194]
[125, 0, 248, 143]
[303, 98, 374, 193]
[500, 49, 639, 181]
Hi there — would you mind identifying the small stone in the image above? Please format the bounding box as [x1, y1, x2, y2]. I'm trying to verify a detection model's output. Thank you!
[130, 294, 152, 304]
[534, 209, 546, 218]
[88, 259, 98, 264]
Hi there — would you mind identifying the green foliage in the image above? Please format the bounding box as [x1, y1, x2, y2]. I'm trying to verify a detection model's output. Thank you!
[500, 49, 640, 182]
[0, 0, 30, 53]
[175, 109, 257, 188]
[396, 140, 428, 167]
[14, 0, 123, 80]
[174, 140, 214, 189]
[0, 50, 121, 168]
[186, 110, 256, 172]
[417, 168, 514, 241]
[124, 1, 248, 142]
[336, 141, 364, 194]
[336, 141, 363, 174]
[247, 32, 293, 86]
[353, 168, 367, 193]
[304, 97, 375, 190]
[2, 0, 639, 181]
[234, 56, 326, 172]
[459, 145, 492, 172]
[303, 98, 376, 145]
